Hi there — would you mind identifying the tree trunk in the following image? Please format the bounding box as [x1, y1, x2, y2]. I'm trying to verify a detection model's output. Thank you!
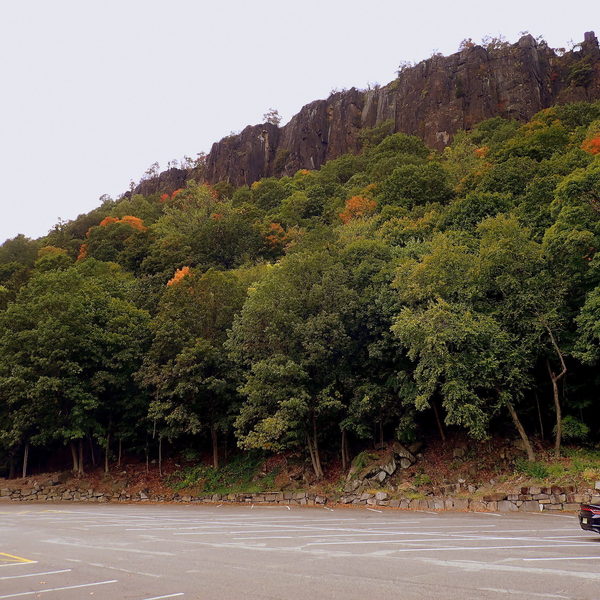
[307, 412, 323, 479]
[535, 391, 545, 440]
[8, 451, 16, 479]
[104, 432, 110, 474]
[547, 360, 566, 459]
[145, 439, 149, 474]
[432, 400, 446, 442]
[117, 437, 122, 468]
[158, 436, 163, 477]
[88, 435, 96, 467]
[78, 439, 84, 475]
[506, 400, 536, 462]
[341, 428, 349, 471]
[307, 435, 319, 479]
[22, 443, 29, 479]
[211, 426, 219, 469]
[70, 441, 79, 473]
[544, 325, 567, 458]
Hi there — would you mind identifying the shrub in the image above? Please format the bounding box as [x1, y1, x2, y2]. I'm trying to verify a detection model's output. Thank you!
[514, 458, 549, 479]
[559, 415, 590, 441]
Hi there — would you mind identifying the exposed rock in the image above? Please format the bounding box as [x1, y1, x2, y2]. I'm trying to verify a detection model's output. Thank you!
[390, 442, 417, 464]
[127, 33, 600, 196]
[201, 33, 600, 187]
[133, 167, 190, 197]
[382, 458, 397, 476]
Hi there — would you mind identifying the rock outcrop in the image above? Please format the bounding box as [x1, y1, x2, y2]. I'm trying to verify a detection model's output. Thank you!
[140, 32, 600, 193]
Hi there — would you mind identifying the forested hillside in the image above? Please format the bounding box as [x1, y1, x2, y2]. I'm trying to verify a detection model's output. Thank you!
[1, 101, 600, 481]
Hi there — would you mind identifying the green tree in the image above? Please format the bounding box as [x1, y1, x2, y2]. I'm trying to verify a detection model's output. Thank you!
[228, 250, 357, 478]
[0, 260, 150, 475]
[138, 268, 246, 468]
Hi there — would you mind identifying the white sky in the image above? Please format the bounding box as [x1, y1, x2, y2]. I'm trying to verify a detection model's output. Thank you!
[0, 0, 597, 243]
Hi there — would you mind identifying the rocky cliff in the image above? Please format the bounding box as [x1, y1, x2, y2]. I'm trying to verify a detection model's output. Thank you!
[138, 32, 600, 194]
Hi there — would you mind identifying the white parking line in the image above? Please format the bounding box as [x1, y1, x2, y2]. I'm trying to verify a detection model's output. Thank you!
[0, 579, 117, 599]
[522, 556, 600, 561]
[40, 539, 175, 556]
[88, 561, 161, 577]
[140, 594, 184, 600]
[304, 541, 593, 551]
[478, 587, 570, 598]
[0, 570, 71, 581]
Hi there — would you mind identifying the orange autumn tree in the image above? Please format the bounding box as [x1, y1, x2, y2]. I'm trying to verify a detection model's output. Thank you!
[76, 244, 88, 261]
[160, 188, 184, 203]
[581, 119, 600, 155]
[98, 216, 119, 227]
[78, 215, 148, 263]
[582, 136, 600, 155]
[339, 196, 377, 224]
[119, 215, 147, 231]
[97, 215, 147, 231]
[264, 223, 287, 247]
[167, 266, 191, 286]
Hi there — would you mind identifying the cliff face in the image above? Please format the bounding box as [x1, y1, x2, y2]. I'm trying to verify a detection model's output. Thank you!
[143, 32, 600, 193]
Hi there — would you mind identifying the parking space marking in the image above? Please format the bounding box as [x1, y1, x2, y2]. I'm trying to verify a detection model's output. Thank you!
[0, 554, 36, 567]
[522, 556, 600, 561]
[422, 558, 600, 582]
[478, 587, 570, 599]
[140, 594, 184, 600]
[301, 539, 593, 551]
[0, 570, 71, 581]
[87, 561, 161, 578]
[40, 539, 175, 556]
[0, 579, 118, 599]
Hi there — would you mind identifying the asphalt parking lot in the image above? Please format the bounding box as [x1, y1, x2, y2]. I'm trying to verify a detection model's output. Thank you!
[0, 503, 599, 599]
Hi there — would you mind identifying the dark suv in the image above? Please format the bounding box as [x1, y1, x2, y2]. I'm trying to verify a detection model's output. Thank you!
[579, 503, 600, 534]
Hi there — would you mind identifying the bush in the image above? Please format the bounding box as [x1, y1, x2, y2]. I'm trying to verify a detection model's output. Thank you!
[559, 415, 590, 441]
[514, 458, 549, 479]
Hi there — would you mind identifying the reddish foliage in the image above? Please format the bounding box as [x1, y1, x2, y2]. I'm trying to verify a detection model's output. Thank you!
[265, 222, 288, 248]
[339, 196, 377, 224]
[474, 146, 489, 158]
[99, 216, 119, 227]
[582, 136, 600, 155]
[93, 215, 147, 234]
[167, 266, 191, 286]
[120, 215, 147, 231]
[211, 213, 223, 220]
[160, 188, 184, 204]
[76, 243, 88, 261]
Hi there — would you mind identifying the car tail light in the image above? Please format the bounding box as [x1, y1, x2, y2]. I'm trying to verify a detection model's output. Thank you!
[581, 504, 600, 514]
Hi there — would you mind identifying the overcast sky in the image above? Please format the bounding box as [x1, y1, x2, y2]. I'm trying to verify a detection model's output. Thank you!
[0, 0, 597, 243]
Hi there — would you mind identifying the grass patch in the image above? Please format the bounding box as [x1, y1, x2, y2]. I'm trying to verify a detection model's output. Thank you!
[168, 453, 280, 495]
[514, 458, 549, 480]
[513, 447, 600, 485]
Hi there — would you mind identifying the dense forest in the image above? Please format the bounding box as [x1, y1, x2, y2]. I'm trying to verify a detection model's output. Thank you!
[1, 102, 600, 480]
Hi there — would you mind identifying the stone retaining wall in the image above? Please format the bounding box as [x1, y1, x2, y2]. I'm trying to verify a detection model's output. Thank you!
[2, 484, 600, 512]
